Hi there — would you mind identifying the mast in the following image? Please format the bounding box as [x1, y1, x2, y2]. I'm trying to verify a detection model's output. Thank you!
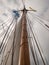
[18, 7, 30, 65]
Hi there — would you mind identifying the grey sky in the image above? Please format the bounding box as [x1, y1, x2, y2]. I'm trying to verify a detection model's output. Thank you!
[0, 0, 49, 65]
[1, 0, 49, 18]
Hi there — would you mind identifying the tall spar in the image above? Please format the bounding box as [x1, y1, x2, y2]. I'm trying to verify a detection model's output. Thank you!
[18, 0, 36, 65]
[18, 7, 30, 65]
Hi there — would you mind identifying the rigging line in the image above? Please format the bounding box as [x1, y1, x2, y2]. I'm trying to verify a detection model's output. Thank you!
[5, 18, 22, 57]
[29, 20, 49, 65]
[0, 21, 15, 54]
[12, 21, 22, 54]
[27, 14, 48, 55]
[1, 31, 21, 65]
[31, 26, 49, 65]
[6, 16, 20, 55]
[3, 48, 12, 65]
[1, 21, 22, 65]
[1, 43, 12, 65]
[0, 17, 15, 50]
[14, 23, 22, 51]
[28, 11, 49, 23]
[11, 21, 16, 65]
[27, 16, 46, 65]
[27, 19, 39, 65]
[29, 12, 49, 28]
[2, 33, 18, 65]
[1, 43, 13, 65]
[27, 15, 49, 65]
[33, 29, 49, 65]
[1, 18, 22, 65]
[28, 12, 49, 29]
[0, 24, 14, 54]
[2, 23, 15, 55]
[0, 18, 14, 34]
[28, 21, 46, 65]
[27, 28, 38, 65]
[28, 37, 37, 65]
[27, 13, 49, 32]
[27, 12, 49, 32]
[27, 17, 49, 65]
[1, 23, 16, 65]
[3, 24, 16, 65]
[27, 17, 39, 65]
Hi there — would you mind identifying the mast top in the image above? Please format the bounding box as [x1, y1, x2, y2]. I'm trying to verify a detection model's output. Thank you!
[23, 6, 27, 13]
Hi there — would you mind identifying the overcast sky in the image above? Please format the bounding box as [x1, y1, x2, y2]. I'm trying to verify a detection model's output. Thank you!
[1, 0, 49, 20]
[0, 0, 49, 65]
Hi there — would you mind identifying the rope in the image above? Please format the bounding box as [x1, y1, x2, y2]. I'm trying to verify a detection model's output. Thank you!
[0, 19, 22, 65]
[11, 21, 16, 65]
[27, 16, 39, 65]
[0, 22, 15, 65]
[27, 18, 39, 65]
[28, 12, 49, 31]
[0, 18, 15, 53]
[27, 15, 46, 65]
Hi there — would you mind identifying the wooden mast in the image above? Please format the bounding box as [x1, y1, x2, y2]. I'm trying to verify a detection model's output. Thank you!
[18, 7, 30, 65]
